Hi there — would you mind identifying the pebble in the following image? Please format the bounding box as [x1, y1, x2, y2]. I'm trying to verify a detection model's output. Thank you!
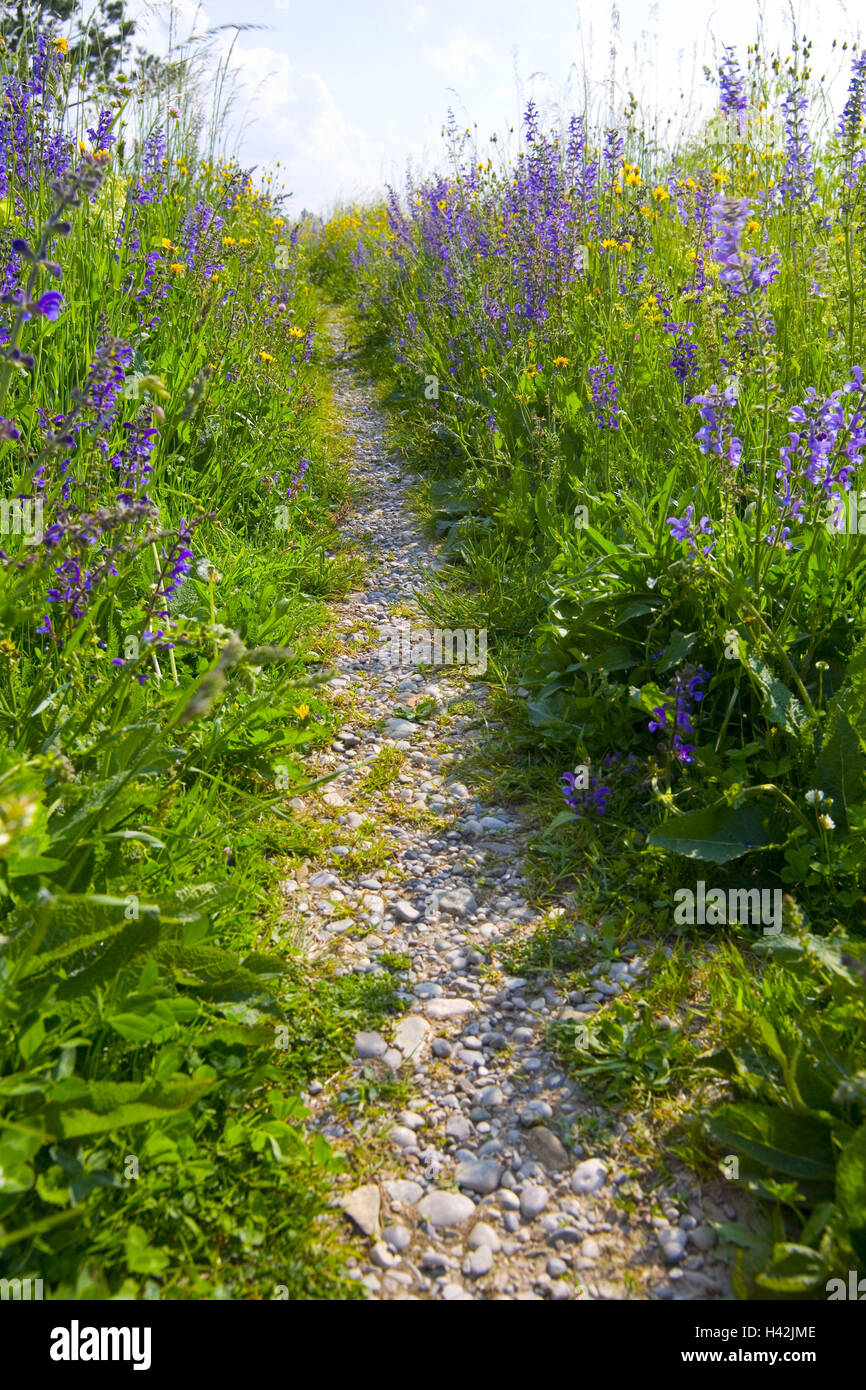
[385, 718, 418, 738]
[571, 1158, 607, 1194]
[425, 998, 475, 1019]
[371, 1241, 399, 1270]
[393, 1016, 430, 1059]
[417, 1191, 476, 1227]
[445, 1116, 473, 1142]
[384, 1180, 424, 1206]
[519, 1184, 549, 1220]
[437, 888, 478, 917]
[394, 899, 420, 922]
[383, 1224, 412, 1252]
[519, 1100, 553, 1126]
[389, 1126, 418, 1149]
[355, 1030, 387, 1059]
[467, 1222, 502, 1253]
[689, 1225, 717, 1252]
[340, 1184, 380, 1237]
[455, 1160, 502, 1195]
[464, 1245, 494, 1277]
[525, 1126, 569, 1171]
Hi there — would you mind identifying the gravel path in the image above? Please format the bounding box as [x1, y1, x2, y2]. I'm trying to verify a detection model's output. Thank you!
[290, 312, 738, 1301]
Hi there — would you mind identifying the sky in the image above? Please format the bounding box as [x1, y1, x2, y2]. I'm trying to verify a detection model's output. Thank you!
[127, 0, 864, 214]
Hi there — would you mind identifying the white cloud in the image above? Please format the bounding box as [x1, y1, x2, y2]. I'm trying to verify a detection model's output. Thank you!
[406, 4, 428, 34]
[423, 31, 496, 83]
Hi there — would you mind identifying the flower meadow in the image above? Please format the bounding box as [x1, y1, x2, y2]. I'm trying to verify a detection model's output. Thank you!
[315, 40, 866, 1296]
[0, 29, 383, 1298]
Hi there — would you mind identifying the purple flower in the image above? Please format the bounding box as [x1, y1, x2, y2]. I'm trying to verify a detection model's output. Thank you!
[648, 707, 667, 733]
[689, 382, 742, 468]
[649, 663, 709, 764]
[779, 85, 815, 204]
[561, 770, 612, 818]
[667, 507, 693, 543]
[31, 290, 64, 320]
[710, 197, 780, 298]
[718, 46, 748, 116]
[588, 353, 619, 429]
[87, 109, 116, 150]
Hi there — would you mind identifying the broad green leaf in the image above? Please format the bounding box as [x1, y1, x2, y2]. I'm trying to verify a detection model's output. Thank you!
[43, 1078, 215, 1140]
[648, 803, 775, 863]
[706, 1102, 836, 1183]
[755, 1243, 830, 1294]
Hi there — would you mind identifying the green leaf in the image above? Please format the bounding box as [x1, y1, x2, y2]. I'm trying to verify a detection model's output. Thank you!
[755, 1243, 829, 1294]
[648, 803, 775, 863]
[836, 1121, 866, 1254]
[125, 1224, 170, 1275]
[740, 647, 809, 737]
[656, 630, 697, 672]
[706, 1102, 836, 1183]
[43, 1078, 215, 1140]
[815, 708, 865, 829]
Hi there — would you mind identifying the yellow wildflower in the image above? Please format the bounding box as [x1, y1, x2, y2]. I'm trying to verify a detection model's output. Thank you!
[553, 356, 569, 367]
[293, 704, 311, 720]
[169, 261, 186, 274]
[258, 351, 275, 362]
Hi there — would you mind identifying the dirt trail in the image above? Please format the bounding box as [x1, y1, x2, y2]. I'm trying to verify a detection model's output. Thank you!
[292, 311, 735, 1301]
